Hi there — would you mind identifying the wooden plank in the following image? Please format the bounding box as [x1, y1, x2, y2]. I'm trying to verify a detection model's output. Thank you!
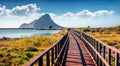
[64, 31, 96, 66]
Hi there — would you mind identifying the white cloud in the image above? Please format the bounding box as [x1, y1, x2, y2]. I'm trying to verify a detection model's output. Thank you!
[10, 4, 40, 16]
[76, 10, 94, 18]
[62, 12, 74, 17]
[94, 10, 114, 16]
[51, 10, 115, 27]
[0, 4, 40, 16]
[54, 10, 114, 20]
[0, 4, 116, 28]
[49, 13, 56, 17]
[0, 6, 7, 16]
[0, 4, 114, 18]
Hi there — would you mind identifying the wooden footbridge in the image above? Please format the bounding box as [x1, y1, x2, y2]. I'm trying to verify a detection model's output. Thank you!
[25, 29, 120, 66]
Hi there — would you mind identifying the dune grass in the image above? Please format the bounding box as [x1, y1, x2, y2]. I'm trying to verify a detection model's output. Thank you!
[75, 25, 120, 49]
[0, 29, 66, 66]
[74, 26, 120, 66]
[87, 32, 120, 48]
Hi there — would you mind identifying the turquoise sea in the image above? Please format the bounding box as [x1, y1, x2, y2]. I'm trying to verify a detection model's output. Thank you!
[0, 29, 61, 38]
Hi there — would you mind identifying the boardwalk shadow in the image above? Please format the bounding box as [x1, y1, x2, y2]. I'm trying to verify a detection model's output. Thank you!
[63, 31, 96, 66]
[73, 35, 87, 66]
[73, 33, 96, 66]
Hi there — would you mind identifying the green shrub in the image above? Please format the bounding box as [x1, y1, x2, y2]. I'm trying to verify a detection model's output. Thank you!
[0, 53, 4, 58]
[91, 30, 96, 32]
[6, 53, 13, 59]
[26, 53, 34, 58]
[2, 58, 7, 63]
[25, 47, 38, 52]
[83, 28, 91, 32]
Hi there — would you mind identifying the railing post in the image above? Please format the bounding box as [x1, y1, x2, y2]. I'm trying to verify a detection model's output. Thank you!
[93, 39, 95, 48]
[99, 43, 102, 54]
[90, 38, 94, 56]
[92, 38, 94, 46]
[91, 37, 93, 44]
[55, 45, 57, 58]
[46, 51, 50, 66]
[96, 41, 99, 65]
[39, 57, 43, 66]
[93, 38, 96, 60]
[57, 44, 59, 55]
[99, 43, 102, 66]
[103, 46, 106, 66]
[115, 53, 119, 66]
[108, 49, 111, 65]
[51, 48, 54, 65]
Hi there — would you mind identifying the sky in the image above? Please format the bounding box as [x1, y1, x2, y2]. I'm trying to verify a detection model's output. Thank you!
[0, 0, 120, 28]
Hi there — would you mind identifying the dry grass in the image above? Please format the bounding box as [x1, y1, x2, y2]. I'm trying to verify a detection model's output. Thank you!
[74, 27, 120, 49]
[0, 29, 67, 66]
[87, 32, 120, 49]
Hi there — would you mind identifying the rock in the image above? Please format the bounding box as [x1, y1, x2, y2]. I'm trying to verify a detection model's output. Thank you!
[19, 14, 62, 29]
[0, 37, 9, 40]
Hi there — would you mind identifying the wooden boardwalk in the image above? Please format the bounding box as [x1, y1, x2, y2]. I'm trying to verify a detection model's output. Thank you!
[64, 30, 96, 66]
[25, 29, 120, 66]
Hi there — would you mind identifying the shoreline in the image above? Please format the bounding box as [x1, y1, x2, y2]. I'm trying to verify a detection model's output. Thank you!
[0, 28, 63, 30]
[0, 29, 62, 39]
[0, 36, 20, 41]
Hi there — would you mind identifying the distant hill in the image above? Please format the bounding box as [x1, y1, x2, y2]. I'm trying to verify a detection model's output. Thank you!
[19, 14, 62, 29]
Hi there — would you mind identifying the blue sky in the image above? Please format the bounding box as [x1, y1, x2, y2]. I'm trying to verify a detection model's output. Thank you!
[0, 0, 120, 28]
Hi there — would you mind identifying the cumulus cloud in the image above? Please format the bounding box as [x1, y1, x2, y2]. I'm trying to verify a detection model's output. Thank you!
[62, 12, 74, 17]
[0, 4, 114, 19]
[10, 4, 40, 16]
[0, 4, 115, 28]
[0, 4, 40, 16]
[49, 13, 56, 17]
[94, 10, 114, 16]
[76, 10, 93, 18]
[0, 6, 7, 16]
[52, 10, 115, 27]
[55, 10, 114, 19]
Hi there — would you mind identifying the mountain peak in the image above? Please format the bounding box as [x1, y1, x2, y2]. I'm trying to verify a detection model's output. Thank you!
[19, 14, 62, 28]
[37, 14, 51, 21]
[40, 14, 50, 18]
[44, 14, 50, 17]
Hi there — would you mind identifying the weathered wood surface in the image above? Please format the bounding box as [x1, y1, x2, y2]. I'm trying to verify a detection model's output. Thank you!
[64, 30, 97, 66]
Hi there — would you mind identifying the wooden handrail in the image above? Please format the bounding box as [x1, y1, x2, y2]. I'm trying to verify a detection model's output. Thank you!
[24, 32, 68, 66]
[53, 37, 69, 65]
[82, 36, 110, 66]
[81, 32, 120, 66]
[24, 29, 120, 66]
[83, 32, 120, 54]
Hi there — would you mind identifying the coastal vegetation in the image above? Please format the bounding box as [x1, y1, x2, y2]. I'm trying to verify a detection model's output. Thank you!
[75, 25, 120, 49]
[0, 29, 66, 66]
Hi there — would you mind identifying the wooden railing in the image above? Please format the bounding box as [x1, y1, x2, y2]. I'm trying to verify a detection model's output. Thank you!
[24, 29, 120, 66]
[81, 32, 120, 66]
[24, 32, 69, 66]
